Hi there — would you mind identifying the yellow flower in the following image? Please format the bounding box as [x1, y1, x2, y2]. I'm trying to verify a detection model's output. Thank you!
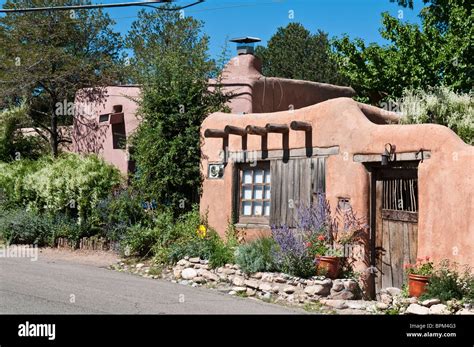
[197, 225, 207, 239]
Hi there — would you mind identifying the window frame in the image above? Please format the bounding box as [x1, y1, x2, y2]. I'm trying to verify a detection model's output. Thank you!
[236, 161, 271, 224]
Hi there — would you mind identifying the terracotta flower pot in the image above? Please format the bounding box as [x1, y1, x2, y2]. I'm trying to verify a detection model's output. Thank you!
[316, 256, 342, 279]
[408, 273, 431, 297]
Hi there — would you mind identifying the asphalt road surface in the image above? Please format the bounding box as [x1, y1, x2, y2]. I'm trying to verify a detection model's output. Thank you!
[0, 253, 304, 314]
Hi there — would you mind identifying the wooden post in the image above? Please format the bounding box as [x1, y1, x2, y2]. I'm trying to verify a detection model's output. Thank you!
[265, 123, 289, 134]
[245, 125, 268, 136]
[204, 129, 227, 138]
[224, 125, 247, 136]
[290, 121, 312, 131]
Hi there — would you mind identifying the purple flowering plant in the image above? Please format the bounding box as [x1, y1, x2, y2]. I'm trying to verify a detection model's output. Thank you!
[271, 193, 367, 277]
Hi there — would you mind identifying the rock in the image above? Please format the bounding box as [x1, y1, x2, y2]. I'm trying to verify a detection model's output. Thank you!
[259, 283, 273, 292]
[235, 270, 243, 276]
[386, 287, 402, 296]
[274, 276, 286, 283]
[332, 281, 344, 292]
[136, 263, 144, 269]
[406, 303, 430, 315]
[313, 278, 332, 287]
[189, 257, 200, 264]
[259, 292, 272, 300]
[197, 269, 219, 281]
[271, 285, 280, 293]
[225, 263, 232, 268]
[228, 290, 237, 295]
[283, 286, 296, 294]
[261, 273, 274, 282]
[232, 276, 245, 286]
[244, 279, 260, 289]
[231, 286, 247, 293]
[216, 267, 224, 273]
[429, 304, 450, 315]
[181, 268, 198, 280]
[456, 308, 474, 315]
[346, 300, 373, 310]
[376, 302, 389, 310]
[177, 259, 189, 267]
[380, 293, 393, 305]
[178, 280, 189, 285]
[246, 288, 256, 296]
[421, 298, 441, 307]
[193, 276, 206, 283]
[221, 268, 235, 275]
[173, 268, 183, 278]
[251, 272, 263, 279]
[321, 299, 348, 309]
[330, 290, 355, 300]
[343, 279, 359, 292]
[305, 285, 330, 296]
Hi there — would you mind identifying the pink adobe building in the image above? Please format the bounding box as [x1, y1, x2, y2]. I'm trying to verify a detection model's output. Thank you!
[73, 40, 473, 297]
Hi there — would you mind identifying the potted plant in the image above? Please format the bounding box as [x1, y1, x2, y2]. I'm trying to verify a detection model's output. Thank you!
[307, 234, 344, 279]
[405, 257, 434, 297]
[301, 196, 367, 279]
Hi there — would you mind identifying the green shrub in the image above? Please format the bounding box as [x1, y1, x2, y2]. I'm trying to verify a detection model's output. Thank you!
[235, 237, 278, 274]
[421, 260, 473, 303]
[92, 188, 154, 242]
[0, 154, 122, 222]
[0, 208, 53, 246]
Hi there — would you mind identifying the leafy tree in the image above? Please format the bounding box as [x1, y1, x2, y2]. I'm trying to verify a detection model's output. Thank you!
[255, 23, 347, 85]
[0, 103, 47, 161]
[0, 0, 124, 156]
[333, 0, 472, 104]
[126, 8, 228, 215]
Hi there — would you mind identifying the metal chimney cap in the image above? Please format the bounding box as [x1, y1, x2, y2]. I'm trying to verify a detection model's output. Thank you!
[230, 37, 261, 44]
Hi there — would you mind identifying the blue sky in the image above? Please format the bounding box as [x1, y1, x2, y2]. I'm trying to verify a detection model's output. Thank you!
[1, 0, 425, 59]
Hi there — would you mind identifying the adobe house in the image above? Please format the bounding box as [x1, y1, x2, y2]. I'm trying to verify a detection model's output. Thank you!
[200, 38, 474, 297]
[72, 86, 141, 174]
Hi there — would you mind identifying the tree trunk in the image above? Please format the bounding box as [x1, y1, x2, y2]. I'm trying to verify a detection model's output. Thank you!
[50, 103, 58, 158]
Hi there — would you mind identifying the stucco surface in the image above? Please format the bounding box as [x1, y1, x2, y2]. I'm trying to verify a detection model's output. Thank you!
[200, 97, 474, 268]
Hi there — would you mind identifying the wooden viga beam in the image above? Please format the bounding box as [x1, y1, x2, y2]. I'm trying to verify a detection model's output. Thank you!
[290, 121, 312, 131]
[224, 125, 247, 136]
[204, 128, 227, 138]
[265, 123, 289, 134]
[245, 125, 268, 136]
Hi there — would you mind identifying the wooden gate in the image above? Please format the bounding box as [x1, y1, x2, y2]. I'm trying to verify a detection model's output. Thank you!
[375, 172, 419, 292]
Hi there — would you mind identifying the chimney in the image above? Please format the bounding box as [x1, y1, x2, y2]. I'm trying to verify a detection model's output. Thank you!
[230, 37, 261, 55]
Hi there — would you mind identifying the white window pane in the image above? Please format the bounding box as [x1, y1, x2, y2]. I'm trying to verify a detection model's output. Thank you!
[253, 202, 263, 216]
[264, 186, 271, 199]
[253, 186, 263, 199]
[264, 169, 271, 183]
[242, 201, 252, 216]
[264, 202, 271, 216]
[254, 170, 264, 183]
[243, 170, 253, 184]
[242, 186, 252, 200]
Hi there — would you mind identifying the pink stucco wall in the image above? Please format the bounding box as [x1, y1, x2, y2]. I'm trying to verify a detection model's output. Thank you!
[200, 97, 474, 269]
[73, 86, 141, 174]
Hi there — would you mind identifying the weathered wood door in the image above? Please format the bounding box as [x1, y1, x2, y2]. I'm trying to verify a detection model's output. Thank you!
[375, 173, 418, 291]
[269, 157, 326, 227]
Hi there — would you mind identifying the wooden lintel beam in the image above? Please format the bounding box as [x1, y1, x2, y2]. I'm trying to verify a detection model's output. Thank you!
[224, 125, 247, 136]
[204, 129, 227, 138]
[290, 121, 312, 131]
[265, 123, 289, 134]
[245, 125, 268, 136]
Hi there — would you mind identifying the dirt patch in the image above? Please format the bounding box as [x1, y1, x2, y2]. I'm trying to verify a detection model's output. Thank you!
[39, 247, 121, 268]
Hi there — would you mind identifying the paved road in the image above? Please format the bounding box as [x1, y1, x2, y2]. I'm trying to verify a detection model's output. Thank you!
[0, 255, 304, 314]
